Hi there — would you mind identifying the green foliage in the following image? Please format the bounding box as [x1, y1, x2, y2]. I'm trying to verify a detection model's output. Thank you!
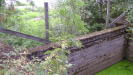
[127, 8, 133, 23]
[82, 0, 133, 31]
[88, 23, 105, 32]
[127, 25, 133, 40]
[81, 0, 106, 30]
[0, 0, 5, 7]
[42, 48, 70, 75]
[126, 1, 133, 40]
[50, 0, 89, 36]
[15, 1, 27, 6]
[0, 9, 45, 49]
[3, 39, 82, 75]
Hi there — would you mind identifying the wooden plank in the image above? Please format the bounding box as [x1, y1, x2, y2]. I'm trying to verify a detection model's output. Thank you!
[0, 27, 50, 43]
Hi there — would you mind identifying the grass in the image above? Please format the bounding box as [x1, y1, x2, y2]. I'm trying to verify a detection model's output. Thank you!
[0, 8, 45, 49]
[96, 60, 133, 75]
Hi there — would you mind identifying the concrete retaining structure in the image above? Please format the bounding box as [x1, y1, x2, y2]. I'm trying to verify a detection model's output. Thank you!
[127, 38, 133, 61]
[27, 25, 127, 75]
[68, 26, 126, 75]
[1, 25, 131, 75]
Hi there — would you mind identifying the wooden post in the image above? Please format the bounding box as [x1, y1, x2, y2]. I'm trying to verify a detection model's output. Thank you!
[106, 0, 111, 28]
[44, 2, 49, 41]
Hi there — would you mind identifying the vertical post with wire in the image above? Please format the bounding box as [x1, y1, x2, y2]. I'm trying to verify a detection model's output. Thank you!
[106, 0, 111, 28]
[44, 2, 49, 42]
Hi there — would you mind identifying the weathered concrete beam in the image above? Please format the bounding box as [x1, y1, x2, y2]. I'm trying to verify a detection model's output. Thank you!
[0, 27, 50, 43]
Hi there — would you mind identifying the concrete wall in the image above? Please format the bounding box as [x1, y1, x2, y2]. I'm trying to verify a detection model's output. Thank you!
[68, 26, 126, 75]
[28, 25, 127, 75]
[68, 36, 125, 75]
[127, 39, 133, 61]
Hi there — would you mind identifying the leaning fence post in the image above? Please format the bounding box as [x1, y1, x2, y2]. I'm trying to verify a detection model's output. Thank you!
[44, 2, 49, 42]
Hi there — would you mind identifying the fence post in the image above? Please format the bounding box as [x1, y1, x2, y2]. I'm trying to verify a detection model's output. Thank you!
[106, 0, 111, 28]
[44, 2, 49, 42]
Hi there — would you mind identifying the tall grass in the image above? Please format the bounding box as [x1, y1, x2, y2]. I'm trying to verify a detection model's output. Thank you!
[0, 9, 45, 50]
